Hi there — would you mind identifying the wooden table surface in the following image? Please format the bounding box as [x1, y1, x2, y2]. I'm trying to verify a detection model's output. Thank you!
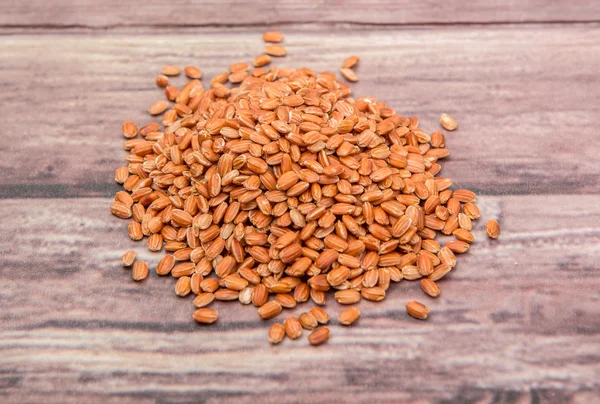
[1, 2, 600, 403]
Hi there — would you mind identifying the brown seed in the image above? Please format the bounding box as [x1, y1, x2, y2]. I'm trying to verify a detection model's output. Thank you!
[440, 113, 457, 131]
[156, 254, 175, 275]
[114, 166, 129, 184]
[458, 213, 472, 231]
[193, 308, 218, 324]
[172, 209, 193, 227]
[175, 276, 192, 297]
[486, 219, 501, 239]
[252, 284, 269, 307]
[299, 312, 319, 330]
[334, 289, 361, 305]
[229, 70, 248, 84]
[149, 100, 169, 115]
[338, 307, 360, 325]
[110, 201, 131, 219]
[308, 326, 330, 346]
[429, 264, 453, 281]
[258, 301, 283, 320]
[453, 228, 475, 243]
[292, 282, 309, 302]
[132, 261, 148, 281]
[417, 254, 434, 276]
[431, 131, 445, 147]
[309, 307, 329, 325]
[340, 68, 358, 82]
[284, 317, 302, 339]
[275, 293, 297, 309]
[265, 45, 286, 57]
[171, 262, 195, 278]
[263, 31, 284, 43]
[446, 240, 470, 254]
[315, 249, 338, 269]
[214, 288, 239, 301]
[420, 278, 440, 297]
[438, 247, 457, 267]
[453, 189, 476, 203]
[201, 278, 220, 293]
[406, 300, 429, 320]
[361, 287, 385, 301]
[223, 276, 249, 291]
[268, 323, 285, 344]
[127, 222, 143, 240]
[402, 265, 422, 281]
[253, 54, 272, 67]
[193, 292, 215, 308]
[229, 62, 249, 73]
[121, 121, 137, 139]
[164, 86, 179, 102]
[161, 65, 181, 76]
[327, 266, 350, 286]
[184, 65, 202, 79]
[342, 55, 360, 69]
[389, 266, 403, 282]
[155, 74, 169, 87]
[463, 202, 481, 219]
[310, 289, 326, 306]
[121, 251, 136, 267]
[147, 233, 163, 251]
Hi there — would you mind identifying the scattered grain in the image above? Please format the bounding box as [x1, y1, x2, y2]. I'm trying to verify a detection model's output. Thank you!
[161, 65, 181, 76]
[284, 317, 303, 339]
[420, 278, 440, 297]
[193, 308, 219, 324]
[338, 307, 360, 325]
[155, 74, 169, 87]
[121, 121, 137, 139]
[340, 68, 358, 82]
[268, 323, 285, 344]
[486, 219, 500, 239]
[148, 100, 169, 115]
[132, 261, 148, 281]
[265, 45, 286, 57]
[440, 113, 457, 131]
[253, 54, 272, 67]
[184, 65, 202, 79]
[263, 31, 284, 43]
[308, 326, 330, 346]
[121, 251, 136, 267]
[342, 55, 360, 69]
[406, 300, 429, 320]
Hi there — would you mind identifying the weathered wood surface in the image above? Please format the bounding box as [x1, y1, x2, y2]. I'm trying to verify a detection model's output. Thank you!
[1, 26, 599, 198]
[1, 196, 599, 402]
[2, 3, 600, 401]
[1, 0, 599, 29]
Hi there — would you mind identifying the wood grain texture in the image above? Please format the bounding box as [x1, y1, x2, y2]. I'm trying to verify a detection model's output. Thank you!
[1, 0, 599, 29]
[0, 0, 600, 29]
[2, 5, 600, 400]
[1, 197, 599, 402]
[1, 26, 599, 197]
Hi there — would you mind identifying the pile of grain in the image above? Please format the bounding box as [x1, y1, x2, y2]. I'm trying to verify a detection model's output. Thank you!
[112, 31, 499, 345]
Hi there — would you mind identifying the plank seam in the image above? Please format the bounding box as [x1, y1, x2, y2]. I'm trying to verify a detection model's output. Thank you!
[1, 19, 600, 32]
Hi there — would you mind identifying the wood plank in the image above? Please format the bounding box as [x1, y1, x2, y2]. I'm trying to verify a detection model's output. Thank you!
[1, 196, 599, 401]
[1, 26, 599, 197]
[1, 0, 599, 29]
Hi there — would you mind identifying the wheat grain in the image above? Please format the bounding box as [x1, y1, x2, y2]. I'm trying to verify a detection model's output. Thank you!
[111, 32, 492, 344]
[486, 219, 501, 239]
